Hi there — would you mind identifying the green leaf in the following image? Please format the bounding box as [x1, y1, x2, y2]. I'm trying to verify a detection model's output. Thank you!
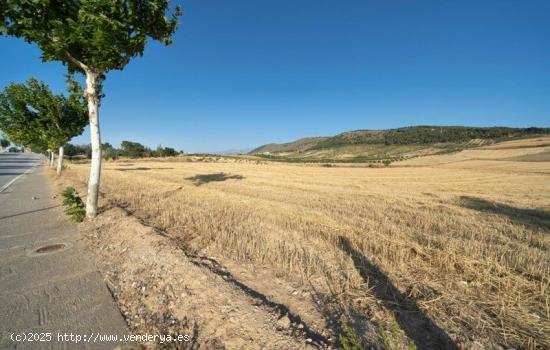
[1, 0, 182, 74]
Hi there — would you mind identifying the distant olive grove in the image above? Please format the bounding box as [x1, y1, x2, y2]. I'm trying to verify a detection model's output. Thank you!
[310, 126, 550, 150]
[65, 141, 182, 160]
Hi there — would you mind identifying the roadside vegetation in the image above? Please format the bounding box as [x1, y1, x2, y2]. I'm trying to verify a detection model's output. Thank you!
[61, 187, 86, 223]
[339, 318, 364, 350]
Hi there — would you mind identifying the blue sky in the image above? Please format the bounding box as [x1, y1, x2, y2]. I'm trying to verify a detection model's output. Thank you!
[1, 0, 549, 152]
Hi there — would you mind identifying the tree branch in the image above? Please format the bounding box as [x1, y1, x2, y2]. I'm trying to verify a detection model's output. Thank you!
[64, 51, 90, 73]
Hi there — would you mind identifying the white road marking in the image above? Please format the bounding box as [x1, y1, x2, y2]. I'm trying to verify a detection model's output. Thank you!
[0, 165, 37, 193]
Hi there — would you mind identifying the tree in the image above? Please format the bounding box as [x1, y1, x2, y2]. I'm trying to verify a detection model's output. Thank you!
[64, 143, 92, 158]
[1, 1, 182, 217]
[152, 144, 177, 157]
[41, 77, 88, 175]
[0, 80, 46, 153]
[160, 146, 177, 157]
[121, 140, 149, 158]
[0, 77, 87, 175]
[102, 142, 118, 160]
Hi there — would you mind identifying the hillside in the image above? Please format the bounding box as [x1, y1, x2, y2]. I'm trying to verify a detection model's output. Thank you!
[249, 136, 328, 154]
[249, 126, 550, 162]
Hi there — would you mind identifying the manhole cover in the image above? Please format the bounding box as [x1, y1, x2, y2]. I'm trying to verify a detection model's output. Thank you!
[27, 242, 71, 257]
[35, 244, 66, 254]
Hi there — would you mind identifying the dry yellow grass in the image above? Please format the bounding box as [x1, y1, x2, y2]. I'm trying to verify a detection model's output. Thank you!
[65, 137, 550, 348]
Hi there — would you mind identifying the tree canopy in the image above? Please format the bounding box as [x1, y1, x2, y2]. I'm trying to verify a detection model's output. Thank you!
[0, 77, 88, 152]
[0, 78, 44, 150]
[64, 141, 181, 159]
[120, 140, 149, 158]
[0, 1, 181, 74]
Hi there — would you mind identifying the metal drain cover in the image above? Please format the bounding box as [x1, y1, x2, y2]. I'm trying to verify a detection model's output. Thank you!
[35, 243, 66, 254]
[28, 242, 71, 257]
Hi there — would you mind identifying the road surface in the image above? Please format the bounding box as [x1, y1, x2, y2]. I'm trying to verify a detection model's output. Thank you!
[0, 152, 41, 192]
[0, 153, 130, 349]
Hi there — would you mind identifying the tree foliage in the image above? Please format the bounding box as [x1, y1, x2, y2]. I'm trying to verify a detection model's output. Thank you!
[155, 145, 178, 157]
[0, 79, 43, 150]
[64, 143, 91, 157]
[0, 77, 87, 152]
[120, 140, 149, 158]
[1, 1, 181, 75]
[120, 140, 178, 158]
[61, 187, 86, 223]
[65, 141, 181, 159]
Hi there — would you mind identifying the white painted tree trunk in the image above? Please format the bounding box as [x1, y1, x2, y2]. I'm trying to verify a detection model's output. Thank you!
[85, 70, 102, 218]
[56, 146, 64, 176]
[50, 151, 54, 167]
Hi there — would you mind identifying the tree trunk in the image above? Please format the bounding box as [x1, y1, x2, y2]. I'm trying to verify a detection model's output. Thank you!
[50, 151, 54, 167]
[56, 146, 64, 176]
[84, 70, 102, 218]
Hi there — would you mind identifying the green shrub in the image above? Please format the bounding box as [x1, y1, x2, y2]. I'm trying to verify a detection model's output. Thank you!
[61, 187, 85, 223]
[378, 314, 416, 350]
[339, 317, 364, 350]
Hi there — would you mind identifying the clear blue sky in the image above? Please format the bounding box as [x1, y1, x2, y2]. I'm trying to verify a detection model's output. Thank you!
[1, 0, 549, 152]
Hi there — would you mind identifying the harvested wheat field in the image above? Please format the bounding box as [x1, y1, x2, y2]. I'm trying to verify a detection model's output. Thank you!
[59, 137, 550, 349]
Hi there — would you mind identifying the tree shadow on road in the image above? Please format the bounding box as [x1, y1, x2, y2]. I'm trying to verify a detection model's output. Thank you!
[0, 159, 36, 163]
[185, 172, 245, 186]
[0, 165, 34, 169]
[337, 236, 458, 350]
[0, 205, 61, 220]
[458, 196, 550, 231]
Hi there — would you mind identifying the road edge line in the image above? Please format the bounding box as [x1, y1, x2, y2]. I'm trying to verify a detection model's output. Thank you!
[0, 166, 36, 193]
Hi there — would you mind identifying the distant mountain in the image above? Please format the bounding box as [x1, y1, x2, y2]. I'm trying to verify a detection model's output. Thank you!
[248, 126, 550, 162]
[249, 137, 328, 154]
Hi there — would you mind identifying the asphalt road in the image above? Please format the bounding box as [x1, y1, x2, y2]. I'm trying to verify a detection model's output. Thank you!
[0, 152, 42, 191]
[0, 153, 129, 349]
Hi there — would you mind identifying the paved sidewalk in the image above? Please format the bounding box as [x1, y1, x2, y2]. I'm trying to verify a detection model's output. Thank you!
[0, 154, 129, 349]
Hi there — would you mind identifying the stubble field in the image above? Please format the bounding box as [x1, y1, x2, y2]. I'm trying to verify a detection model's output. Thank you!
[63, 137, 550, 349]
